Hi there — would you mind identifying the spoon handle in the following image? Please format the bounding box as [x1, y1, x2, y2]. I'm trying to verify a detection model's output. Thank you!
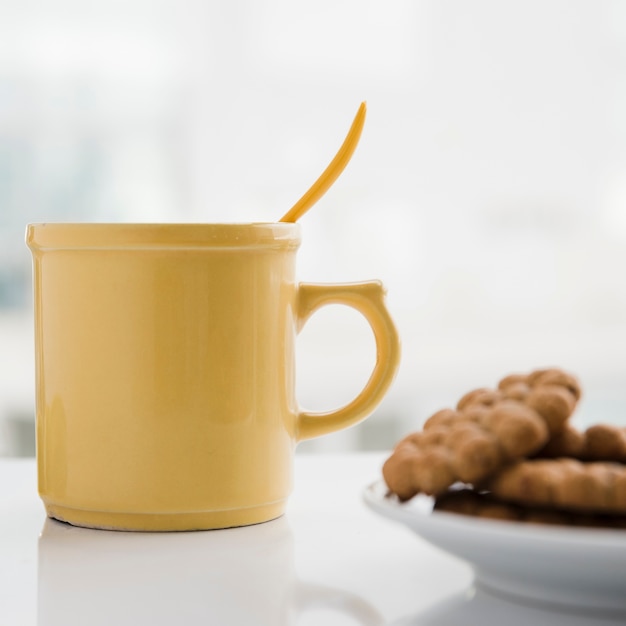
[279, 102, 367, 223]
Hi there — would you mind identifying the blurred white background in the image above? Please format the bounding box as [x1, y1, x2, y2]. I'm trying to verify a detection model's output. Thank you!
[1, 0, 625, 455]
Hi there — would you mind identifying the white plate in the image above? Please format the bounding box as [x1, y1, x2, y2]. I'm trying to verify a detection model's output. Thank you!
[363, 480, 626, 614]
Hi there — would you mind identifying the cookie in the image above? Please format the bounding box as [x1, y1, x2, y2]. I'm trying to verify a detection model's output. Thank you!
[461, 367, 580, 434]
[498, 368, 580, 434]
[533, 423, 587, 458]
[382, 368, 580, 500]
[434, 487, 626, 529]
[526, 368, 582, 401]
[484, 458, 626, 514]
[535, 423, 626, 463]
[584, 424, 626, 462]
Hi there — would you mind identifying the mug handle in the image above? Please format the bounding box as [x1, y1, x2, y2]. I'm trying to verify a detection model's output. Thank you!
[296, 281, 401, 442]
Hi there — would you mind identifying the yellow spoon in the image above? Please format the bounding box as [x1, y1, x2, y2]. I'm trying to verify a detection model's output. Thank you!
[279, 101, 367, 223]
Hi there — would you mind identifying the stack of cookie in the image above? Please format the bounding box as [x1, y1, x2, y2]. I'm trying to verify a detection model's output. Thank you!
[382, 368, 626, 528]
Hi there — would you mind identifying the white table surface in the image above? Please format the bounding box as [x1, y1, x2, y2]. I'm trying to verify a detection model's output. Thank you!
[1, 453, 623, 626]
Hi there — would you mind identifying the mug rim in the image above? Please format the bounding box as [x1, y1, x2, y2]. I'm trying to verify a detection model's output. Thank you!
[26, 222, 302, 251]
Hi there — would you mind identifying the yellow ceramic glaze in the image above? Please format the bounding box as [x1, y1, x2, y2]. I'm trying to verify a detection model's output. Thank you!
[27, 223, 400, 531]
[279, 101, 366, 223]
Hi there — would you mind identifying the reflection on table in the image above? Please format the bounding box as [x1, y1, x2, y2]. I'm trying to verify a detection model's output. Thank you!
[393, 585, 626, 626]
[38, 517, 384, 626]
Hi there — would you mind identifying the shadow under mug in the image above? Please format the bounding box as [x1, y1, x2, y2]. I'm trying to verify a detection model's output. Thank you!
[26, 223, 400, 531]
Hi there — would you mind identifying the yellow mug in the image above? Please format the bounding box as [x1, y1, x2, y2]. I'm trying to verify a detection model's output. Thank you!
[27, 223, 400, 531]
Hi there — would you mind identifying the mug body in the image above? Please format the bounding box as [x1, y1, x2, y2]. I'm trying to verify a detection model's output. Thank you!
[27, 223, 301, 530]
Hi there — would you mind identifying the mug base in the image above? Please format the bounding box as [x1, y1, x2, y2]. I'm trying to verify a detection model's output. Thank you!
[43, 500, 287, 532]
